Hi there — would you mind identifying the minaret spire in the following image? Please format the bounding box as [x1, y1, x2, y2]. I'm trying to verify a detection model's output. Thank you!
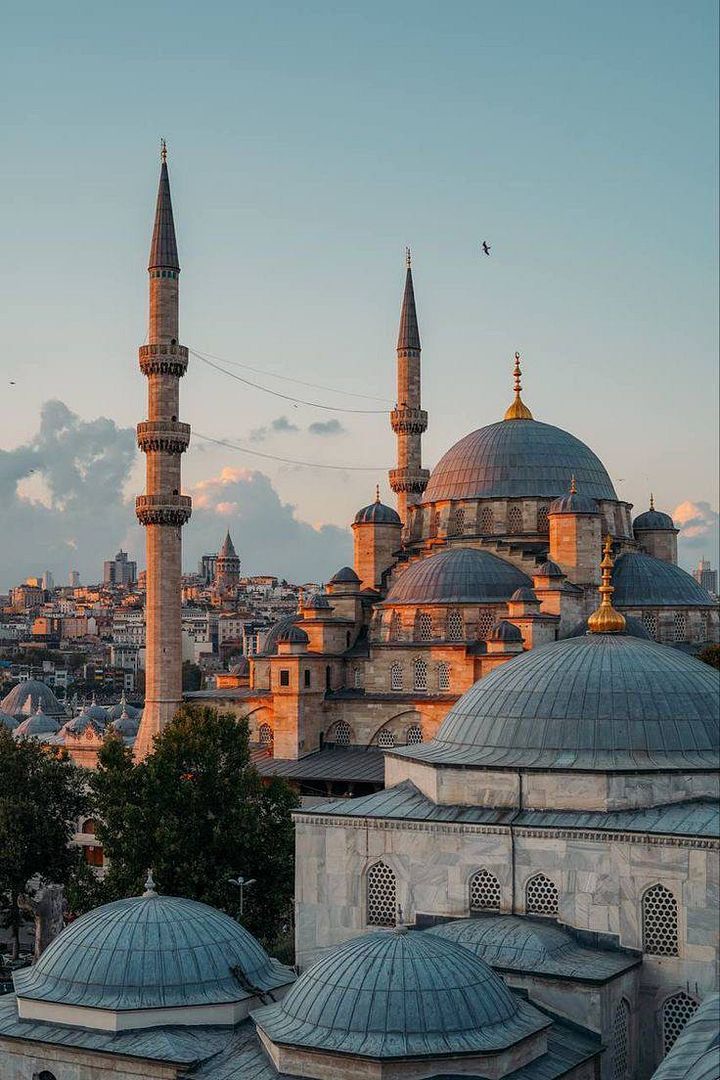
[504, 352, 534, 421]
[389, 252, 429, 529]
[587, 536, 627, 634]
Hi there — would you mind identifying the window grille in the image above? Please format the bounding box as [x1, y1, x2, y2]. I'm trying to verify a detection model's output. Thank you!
[415, 612, 433, 641]
[390, 663, 403, 691]
[673, 611, 687, 641]
[642, 611, 658, 640]
[536, 506, 549, 533]
[438, 662, 450, 691]
[390, 611, 402, 640]
[333, 720, 352, 746]
[508, 506, 523, 534]
[413, 657, 428, 690]
[377, 728, 395, 749]
[480, 507, 494, 535]
[662, 992, 698, 1054]
[406, 724, 423, 744]
[610, 999, 630, 1080]
[367, 861, 397, 926]
[353, 668, 362, 689]
[643, 883, 679, 956]
[279, 669, 290, 687]
[469, 868, 501, 912]
[258, 723, 274, 747]
[450, 507, 465, 535]
[447, 610, 464, 640]
[477, 609, 496, 640]
[525, 873, 559, 916]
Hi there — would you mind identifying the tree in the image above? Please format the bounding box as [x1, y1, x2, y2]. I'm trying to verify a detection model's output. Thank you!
[90, 705, 298, 944]
[697, 644, 720, 670]
[0, 729, 88, 958]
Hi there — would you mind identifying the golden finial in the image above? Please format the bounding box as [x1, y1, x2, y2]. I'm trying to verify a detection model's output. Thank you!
[649, 492, 655, 510]
[503, 351, 534, 421]
[587, 535, 627, 634]
[570, 474, 577, 495]
[375, 483, 381, 503]
[405, 246, 412, 269]
[161, 138, 167, 164]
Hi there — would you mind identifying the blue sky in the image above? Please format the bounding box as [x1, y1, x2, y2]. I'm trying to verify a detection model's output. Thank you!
[0, 1, 717, 584]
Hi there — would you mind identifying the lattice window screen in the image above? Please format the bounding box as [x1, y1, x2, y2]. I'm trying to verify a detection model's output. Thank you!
[477, 609, 496, 640]
[662, 992, 698, 1055]
[447, 610, 464, 640]
[377, 728, 395, 749]
[642, 612, 658, 639]
[333, 721, 352, 746]
[673, 611, 687, 641]
[643, 884, 679, 956]
[413, 658, 428, 690]
[366, 862, 397, 927]
[480, 507, 494, 535]
[610, 999, 630, 1080]
[390, 663, 403, 691]
[536, 506, 550, 533]
[415, 613, 433, 641]
[353, 668, 362, 689]
[525, 874, 559, 916]
[508, 506, 523, 533]
[390, 612, 402, 640]
[258, 723, 274, 747]
[469, 868, 502, 912]
[406, 724, 423, 745]
[438, 662, 451, 691]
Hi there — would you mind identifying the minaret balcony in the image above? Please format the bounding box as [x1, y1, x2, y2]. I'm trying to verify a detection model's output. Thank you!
[139, 343, 189, 377]
[137, 421, 191, 454]
[390, 407, 428, 435]
[135, 494, 192, 527]
[388, 467, 430, 494]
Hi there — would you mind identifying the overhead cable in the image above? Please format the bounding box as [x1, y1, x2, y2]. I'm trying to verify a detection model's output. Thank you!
[193, 431, 388, 472]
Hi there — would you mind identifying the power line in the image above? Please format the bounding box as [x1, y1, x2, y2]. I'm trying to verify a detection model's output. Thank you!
[189, 350, 388, 414]
[189, 345, 391, 404]
[193, 431, 388, 472]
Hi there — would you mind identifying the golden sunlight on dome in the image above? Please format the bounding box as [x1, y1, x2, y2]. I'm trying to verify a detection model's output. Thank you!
[503, 352, 534, 421]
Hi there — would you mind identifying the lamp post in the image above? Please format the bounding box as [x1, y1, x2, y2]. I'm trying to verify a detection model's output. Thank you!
[228, 876, 256, 917]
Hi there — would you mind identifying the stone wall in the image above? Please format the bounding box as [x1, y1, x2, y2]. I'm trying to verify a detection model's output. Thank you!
[0, 1039, 179, 1079]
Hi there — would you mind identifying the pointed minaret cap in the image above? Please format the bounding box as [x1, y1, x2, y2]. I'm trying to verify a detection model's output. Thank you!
[397, 249, 421, 352]
[218, 530, 238, 559]
[142, 869, 158, 898]
[587, 536, 627, 634]
[504, 352, 534, 421]
[148, 142, 180, 271]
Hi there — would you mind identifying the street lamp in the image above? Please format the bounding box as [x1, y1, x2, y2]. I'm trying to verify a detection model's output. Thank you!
[227, 876, 256, 916]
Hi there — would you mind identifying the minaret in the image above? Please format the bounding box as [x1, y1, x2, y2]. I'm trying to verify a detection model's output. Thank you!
[389, 249, 429, 527]
[134, 143, 192, 760]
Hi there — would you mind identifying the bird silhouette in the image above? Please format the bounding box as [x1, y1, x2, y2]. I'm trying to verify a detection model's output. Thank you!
[482, 241, 491, 256]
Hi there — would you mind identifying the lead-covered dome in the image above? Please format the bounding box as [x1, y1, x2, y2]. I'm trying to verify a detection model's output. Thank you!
[253, 928, 546, 1058]
[354, 500, 402, 526]
[613, 552, 714, 607]
[634, 507, 675, 531]
[385, 548, 531, 606]
[423, 419, 617, 503]
[392, 634, 719, 770]
[1, 679, 64, 718]
[14, 892, 294, 1022]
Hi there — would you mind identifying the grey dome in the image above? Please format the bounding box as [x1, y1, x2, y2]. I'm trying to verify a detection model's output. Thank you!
[58, 707, 105, 737]
[392, 634, 720, 771]
[566, 614, 652, 640]
[490, 620, 523, 643]
[354, 500, 402, 526]
[385, 548, 531, 606]
[304, 592, 332, 610]
[13, 708, 62, 739]
[510, 587, 539, 603]
[330, 566, 361, 585]
[253, 928, 546, 1059]
[260, 615, 300, 655]
[86, 699, 110, 723]
[1, 679, 64, 718]
[14, 893, 294, 1012]
[613, 552, 715, 608]
[634, 507, 675, 531]
[110, 711, 140, 737]
[106, 694, 142, 721]
[549, 491, 599, 515]
[534, 559, 564, 578]
[0, 709, 18, 730]
[424, 419, 617, 503]
[277, 624, 309, 644]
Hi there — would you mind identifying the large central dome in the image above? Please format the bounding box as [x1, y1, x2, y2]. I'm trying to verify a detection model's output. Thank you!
[423, 419, 617, 503]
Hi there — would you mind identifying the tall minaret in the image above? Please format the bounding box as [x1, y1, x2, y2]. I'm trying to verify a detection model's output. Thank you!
[389, 250, 429, 527]
[134, 143, 191, 760]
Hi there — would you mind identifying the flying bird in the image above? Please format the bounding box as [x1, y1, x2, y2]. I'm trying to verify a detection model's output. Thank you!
[9, 381, 16, 385]
[482, 241, 491, 256]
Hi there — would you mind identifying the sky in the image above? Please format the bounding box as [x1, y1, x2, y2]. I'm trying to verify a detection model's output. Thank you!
[0, 0, 718, 587]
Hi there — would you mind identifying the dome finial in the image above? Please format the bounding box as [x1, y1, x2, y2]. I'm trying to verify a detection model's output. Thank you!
[160, 137, 167, 164]
[503, 352, 534, 421]
[375, 483, 381, 503]
[142, 869, 158, 897]
[588, 536, 627, 634]
[405, 245, 411, 269]
[570, 474, 577, 495]
[649, 491, 655, 510]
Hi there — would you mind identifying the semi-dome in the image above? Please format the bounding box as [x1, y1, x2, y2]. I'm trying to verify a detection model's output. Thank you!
[391, 634, 720, 771]
[304, 592, 332, 610]
[613, 552, 714, 608]
[354, 499, 402, 526]
[277, 624, 309, 644]
[260, 615, 300, 655]
[423, 419, 617, 504]
[510, 587, 539, 603]
[534, 559, 564, 579]
[253, 928, 546, 1059]
[549, 490, 599, 515]
[1, 679, 64, 718]
[14, 891, 294, 1024]
[329, 566, 361, 585]
[385, 548, 531, 606]
[490, 620, 523, 643]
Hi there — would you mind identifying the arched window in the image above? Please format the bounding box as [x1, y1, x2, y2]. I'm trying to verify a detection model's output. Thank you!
[415, 613, 433, 641]
[84, 845, 104, 867]
[389, 611, 403, 640]
[469, 868, 501, 912]
[477, 609, 496, 640]
[610, 999, 630, 1080]
[390, 663, 403, 691]
[673, 611, 687, 641]
[34, 1073, 58, 1080]
[447, 610, 464, 640]
[377, 728, 395, 749]
[480, 506, 494, 535]
[406, 723, 423, 745]
[366, 861, 397, 926]
[258, 723, 274, 748]
[508, 506, 523, 534]
[662, 992, 698, 1054]
[81, 818, 97, 835]
[429, 510, 440, 537]
[438, 662, 450, 691]
[353, 668, 362, 689]
[642, 611, 658, 640]
[536, 505, 549, 533]
[413, 657, 428, 690]
[525, 873, 559, 916]
[643, 883, 679, 956]
[450, 507, 465, 536]
[333, 720, 352, 746]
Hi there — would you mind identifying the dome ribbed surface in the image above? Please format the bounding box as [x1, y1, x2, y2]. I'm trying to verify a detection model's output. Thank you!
[634, 508, 675, 531]
[14, 895, 293, 1011]
[424, 419, 617, 503]
[278, 625, 309, 644]
[13, 711, 61, 738]
[490, 620, 523, 643]
[253, 929, 546, 1058]
[549, 492, 599, 515]
[330, 566, 361, 584]
[1, 679, 64, 718]
[260, 616, 300, 655]
[613, 553, 714, 608]
[393, 634, 720, 770]
[535, 560, 564, 578]
[354, 501, 402, 526]
[385, 548, 531, 606]
[0, 709, 19, 730]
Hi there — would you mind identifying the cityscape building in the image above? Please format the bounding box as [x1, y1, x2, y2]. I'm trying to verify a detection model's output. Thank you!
[102, 550, 137, 586]
[693, 557, 718, 597]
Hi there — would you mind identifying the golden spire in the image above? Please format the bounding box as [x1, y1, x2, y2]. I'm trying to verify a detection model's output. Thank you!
[570, 474, 577, 495]
[587, 535, 627, 634]
[405, 246, 412, 269]
[161, 138, 167, 164]
[649, 492, 655, 510]
[504, 352, 534, 421]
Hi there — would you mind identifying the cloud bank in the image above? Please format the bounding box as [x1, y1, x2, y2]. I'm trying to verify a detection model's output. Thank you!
[673, 500, 719, 570]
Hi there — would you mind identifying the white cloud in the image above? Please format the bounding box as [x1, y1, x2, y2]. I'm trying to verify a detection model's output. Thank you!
[673, 500, 719, 569]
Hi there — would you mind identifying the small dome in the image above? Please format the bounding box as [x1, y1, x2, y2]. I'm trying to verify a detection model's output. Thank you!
[0, 709, 18, 731]
[14, 893, 294, 1016]
[260, 616, 301, 656]
[613, 552, 715, 608]
[385, 548, 531, 606]
[329, 566, 361, 585]
[393, 634, 720, 771]
[634, 503, 675, 531]
[253, 928, 545, 1059]
[277, 624, 309, 645]
[354, 501, 402, 526]
[490, 620, 523, 643]
[86, 699, 110, 723]
[534, 560, 564, 579]
[58, 707, 105, 738]
[1, 679, 64, 719]
[304, 592, 332, 610]
[510, 587, 539, 603]
[549, 491, 599, 515]
[110, 710, 140, 738]
[424, 419, 617, 503]
[106, 693, 142, 721]
[13, 707, 61, 739]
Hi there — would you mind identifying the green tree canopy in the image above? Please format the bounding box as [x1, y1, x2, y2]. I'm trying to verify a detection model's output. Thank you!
[0, 729, 88, 957]
[90, 705, 298, 944]
[697, 644, 720, 670]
